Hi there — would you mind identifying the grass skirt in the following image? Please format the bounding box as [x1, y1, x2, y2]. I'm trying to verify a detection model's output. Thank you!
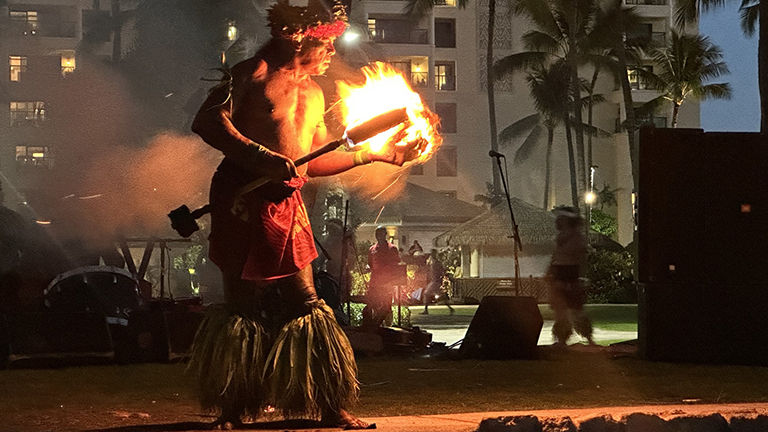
[264, 300, 359, 418]
[188, 306, 268, 417]
[189, 300, 358, 419]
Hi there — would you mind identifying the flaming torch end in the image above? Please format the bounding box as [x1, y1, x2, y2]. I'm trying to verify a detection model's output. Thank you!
[344, 107, 409, 145]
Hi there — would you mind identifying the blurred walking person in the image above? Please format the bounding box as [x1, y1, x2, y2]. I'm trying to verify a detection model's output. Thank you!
[421, 249, 454, 315]
[548, 207, 593, 347]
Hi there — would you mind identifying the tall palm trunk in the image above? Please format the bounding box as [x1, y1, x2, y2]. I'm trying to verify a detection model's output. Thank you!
[544, 125, 554, 209]
[111, 0, 122, 63]
[570, 63, 586, 198]
[760, 0, 768, 133]
[613, 10, 638, 191]
[587, 66, 600, 178]
[563, 118, 579, 206]
[568, 5, 586, 197]
[487, 0, 501, 192]
[672, 102, 681, 127]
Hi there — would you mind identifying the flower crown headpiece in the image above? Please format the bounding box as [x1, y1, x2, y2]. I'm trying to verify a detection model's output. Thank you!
[268, 0, 348, 45]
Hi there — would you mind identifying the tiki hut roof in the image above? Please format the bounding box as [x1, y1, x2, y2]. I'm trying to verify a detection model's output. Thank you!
[352, 182, 483, 225]
[435, 198, 557, 247]
[435, 198, 625, 251]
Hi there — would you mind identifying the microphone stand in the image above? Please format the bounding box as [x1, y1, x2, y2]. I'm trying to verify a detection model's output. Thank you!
[339, 200, 352, 325]
[492, 154, 523, 295]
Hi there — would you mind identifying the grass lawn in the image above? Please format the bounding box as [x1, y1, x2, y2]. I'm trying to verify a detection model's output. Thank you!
[2, 352, 768, 431]
[408, 304, 639, 333]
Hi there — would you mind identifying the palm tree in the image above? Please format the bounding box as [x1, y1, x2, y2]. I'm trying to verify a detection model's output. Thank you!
[676, 0, 767, 133]
[647, 30, 732, 127]
[80, 0, 138, 63]
[587, 0, 645, 191]
[406, 0, 501, 192]
[498, 63, 571, 208]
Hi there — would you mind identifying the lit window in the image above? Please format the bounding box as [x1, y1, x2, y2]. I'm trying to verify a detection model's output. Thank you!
[367, 19, 376, 38]
[411, 59, 428, 88]
[16, 145, 54, 168]
[435, 61, 456, 91]
[60, 51, 76, 75]
[227, 21, 237, 41]
[9, 101, 47, 127]
[9, 56, 27, 81]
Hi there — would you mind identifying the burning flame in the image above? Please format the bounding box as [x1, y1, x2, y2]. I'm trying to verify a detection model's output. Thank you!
[337, 62, 442, 164]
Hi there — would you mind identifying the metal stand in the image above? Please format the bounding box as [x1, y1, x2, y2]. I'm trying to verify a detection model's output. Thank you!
[339, 200, 352, 324]
[493, 156, 523, 295]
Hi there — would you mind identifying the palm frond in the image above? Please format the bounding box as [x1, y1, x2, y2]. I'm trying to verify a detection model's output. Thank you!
[499, 113, 541, 145]
[740, 3, 759, 36]
[634, 95, 667, 118]
[521, 30, 562, 53]
[403, 0, 440, 20]
[513, 124, 545, 164]
[696, 82, 733, 100]
[493, 51, 549, 77]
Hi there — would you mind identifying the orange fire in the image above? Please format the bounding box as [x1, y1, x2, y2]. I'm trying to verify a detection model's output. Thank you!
[337, 62, 442, 164]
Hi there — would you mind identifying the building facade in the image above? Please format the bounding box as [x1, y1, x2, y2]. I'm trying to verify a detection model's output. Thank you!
[344, 0, 700, 246]
[0, 0, 127, 210]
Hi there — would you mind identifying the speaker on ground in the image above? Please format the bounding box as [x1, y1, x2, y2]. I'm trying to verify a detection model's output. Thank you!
[460, 296, 543, 359]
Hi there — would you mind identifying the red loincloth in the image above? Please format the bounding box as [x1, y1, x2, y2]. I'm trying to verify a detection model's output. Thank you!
[209, 172, 317, 281]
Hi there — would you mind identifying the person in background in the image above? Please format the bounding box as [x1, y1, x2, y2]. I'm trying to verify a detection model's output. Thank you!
[408, 240, 423, 255]
[363, 226, 401, 328]
[421, 248, 454, 315]
[548, 206, 593, 348]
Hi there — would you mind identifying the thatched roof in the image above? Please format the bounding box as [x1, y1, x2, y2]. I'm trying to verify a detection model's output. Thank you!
[352, 182, 483, 225]
[435, 198, 557, 247]
[435, 199, 626, 251]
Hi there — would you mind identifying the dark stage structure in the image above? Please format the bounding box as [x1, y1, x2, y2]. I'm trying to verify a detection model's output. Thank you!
[638, 128, 768, 365]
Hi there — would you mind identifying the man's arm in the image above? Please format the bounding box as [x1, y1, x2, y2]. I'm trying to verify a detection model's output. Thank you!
[306, 86, 414, 177]
[307, 120, 416, 177]
[306, 119, 362, 177]
[191, 68, 296, 180]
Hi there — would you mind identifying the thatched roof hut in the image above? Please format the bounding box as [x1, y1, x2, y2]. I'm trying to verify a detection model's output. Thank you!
[435, 198, 557, 250]
[350, 182, 483, 252]
[434, 198, 623, 279]
[352, 182, 483, 226]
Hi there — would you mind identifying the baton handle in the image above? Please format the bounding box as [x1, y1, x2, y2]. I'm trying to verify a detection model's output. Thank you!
[234, 139, 345, 198]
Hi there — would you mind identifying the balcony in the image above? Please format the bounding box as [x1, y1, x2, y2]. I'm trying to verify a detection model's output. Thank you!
[411, 71, 428, 88]
[7, 21, 77, 38]
[625, 0, 667, 4]
[371, 29, 429, 44]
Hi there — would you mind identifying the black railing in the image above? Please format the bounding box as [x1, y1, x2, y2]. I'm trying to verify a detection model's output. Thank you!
[411, 71, 428, 87]
[625, 0, 668, 5]
[371, 29, 429, 44]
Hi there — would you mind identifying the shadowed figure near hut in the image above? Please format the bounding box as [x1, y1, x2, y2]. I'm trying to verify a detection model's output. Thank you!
[548, 206, 593, 348]
[187, 0, 412, 428]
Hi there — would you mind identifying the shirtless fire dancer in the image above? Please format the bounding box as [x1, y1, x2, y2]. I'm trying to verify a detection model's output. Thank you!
[188, 0, 409, 429]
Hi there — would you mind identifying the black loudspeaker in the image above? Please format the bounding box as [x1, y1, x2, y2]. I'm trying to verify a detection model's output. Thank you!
[638, 128, 768, 284]
[1, 312, 114, 366]
[161, 309, 204, 361]
[460, 296, 542, 359]
[639, 283, 768, 365]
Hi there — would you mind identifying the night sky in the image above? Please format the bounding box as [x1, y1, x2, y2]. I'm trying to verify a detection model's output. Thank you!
[700, 6, 760, 132]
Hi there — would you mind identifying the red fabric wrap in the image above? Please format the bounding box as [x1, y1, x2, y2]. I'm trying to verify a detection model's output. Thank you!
[209, 172, 317, 281]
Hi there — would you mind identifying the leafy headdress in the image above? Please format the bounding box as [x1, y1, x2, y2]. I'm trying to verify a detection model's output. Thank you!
[268, 0, 348, 48]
